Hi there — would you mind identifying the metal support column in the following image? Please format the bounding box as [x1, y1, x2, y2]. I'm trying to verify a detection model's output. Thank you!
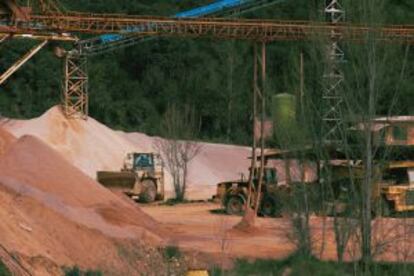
[254, 41, 267, 214]
[63, 54, 88, 119]
[322, 0, 345, 144]
[0, 40, 47, 86]
[0, 35, 9, 44]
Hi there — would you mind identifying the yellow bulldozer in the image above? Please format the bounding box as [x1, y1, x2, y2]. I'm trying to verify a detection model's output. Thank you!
[97, 152, 165, 203]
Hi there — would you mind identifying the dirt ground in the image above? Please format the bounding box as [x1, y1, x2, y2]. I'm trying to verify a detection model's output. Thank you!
[141, 202, 305, 261]
[141, 202, 414, 264]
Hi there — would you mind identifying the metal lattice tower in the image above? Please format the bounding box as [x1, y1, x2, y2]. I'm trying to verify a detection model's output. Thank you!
[63, 54, 88, 119]
[322, 0, 345, 144]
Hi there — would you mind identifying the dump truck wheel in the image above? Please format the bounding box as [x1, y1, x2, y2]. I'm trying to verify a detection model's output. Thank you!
[139, 179, 157, 203]
[380, 196, 392, 217]
[226, 196, 245, 215]
[260, 196, 281, 217]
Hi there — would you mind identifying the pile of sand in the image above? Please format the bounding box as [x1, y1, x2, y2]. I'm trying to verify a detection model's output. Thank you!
[4, 106, 314, 200]
[5, 106, 253, 200]
[122, 132, 252, 200]
[4, 106, 141, 178]
[0, 126, 16, 156]
[0, 134, 168, 274]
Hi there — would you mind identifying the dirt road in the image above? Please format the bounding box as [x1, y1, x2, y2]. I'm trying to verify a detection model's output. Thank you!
[141, 203, 414, 263]
[142, 203, 303, 260]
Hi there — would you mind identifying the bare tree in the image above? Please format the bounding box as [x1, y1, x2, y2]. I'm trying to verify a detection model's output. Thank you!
[302, 0, 412, 267]
[155, 104, 202, 201]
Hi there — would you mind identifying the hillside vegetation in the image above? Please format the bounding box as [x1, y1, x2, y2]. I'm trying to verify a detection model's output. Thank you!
[0, 0, 413, 145]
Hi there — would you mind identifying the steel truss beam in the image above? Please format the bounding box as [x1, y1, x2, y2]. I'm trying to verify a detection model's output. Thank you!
[0, 40, 47, 85]
[0, 34, 9, 43]
[63, 54, 88, 119]
[0, 31, 77, 41]
[322, 0, 345, 144]
[72, 0, 288, 56]
[13, 15, 414, 44]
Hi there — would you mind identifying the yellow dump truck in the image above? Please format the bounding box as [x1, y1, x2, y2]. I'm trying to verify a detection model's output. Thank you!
[97, 153, 165, 203]
[327, 161, 414, 216]
[216, 160, 414, 217]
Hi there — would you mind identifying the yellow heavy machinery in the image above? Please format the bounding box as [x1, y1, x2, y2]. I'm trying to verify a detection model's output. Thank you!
[381, 161, 414, 214]
[215, 166, 295, 217]
[97, 153, 165, 203]
[216, 158, 414, 217]
[327, 161, 414, 216]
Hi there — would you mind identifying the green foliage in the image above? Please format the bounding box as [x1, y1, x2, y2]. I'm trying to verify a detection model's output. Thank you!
[0, 260, 11, 276]
[163, 246, 181, 261]
[211, 253, 414, 276]
[64, 266, 102, 276]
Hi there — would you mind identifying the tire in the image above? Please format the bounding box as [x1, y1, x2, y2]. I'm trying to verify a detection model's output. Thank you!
[226, 196, 245, 215]
[380, 196, 392, 217]
[260, 196, 281, 217]
[139, 179, 157, 203]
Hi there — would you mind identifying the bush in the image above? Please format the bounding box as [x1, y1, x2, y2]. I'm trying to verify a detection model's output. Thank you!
[211, 253, 414, 276]
[163, 246, 181, 260]
[0, 261, 11, 276]
[64, 266, 102, 276]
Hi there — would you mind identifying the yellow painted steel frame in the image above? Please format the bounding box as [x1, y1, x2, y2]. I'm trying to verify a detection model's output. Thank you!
[383, 186, 414, 212]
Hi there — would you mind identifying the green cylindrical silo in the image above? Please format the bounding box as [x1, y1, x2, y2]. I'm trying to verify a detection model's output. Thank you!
[271, 93, 296, 128]
[271, 93, 297, 146]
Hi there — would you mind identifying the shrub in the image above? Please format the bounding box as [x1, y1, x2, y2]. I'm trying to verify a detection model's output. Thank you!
[0, 260, 11, 276]
[64, 266, 102, 276]
[163, 246, 182, 260]
[211, 252, 414, 276]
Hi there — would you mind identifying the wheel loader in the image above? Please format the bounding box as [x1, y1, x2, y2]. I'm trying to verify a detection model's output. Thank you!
[97, 152, 165, 203]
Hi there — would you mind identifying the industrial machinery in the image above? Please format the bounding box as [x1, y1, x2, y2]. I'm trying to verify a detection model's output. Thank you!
[328, 161, 414, 217]
[74, 0, 286, 56]
[217, 160, 414, 218]
[381, 162, 414, 214]
[2, 0, 413, 121]
[215, 166, 288, 217]
[97, 153, 165, 203]
[60, 0, 285, 119]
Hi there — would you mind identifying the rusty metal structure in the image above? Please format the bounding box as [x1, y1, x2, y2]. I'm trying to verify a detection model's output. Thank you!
[323, 0, 345, 144]
[0, 1, 76, 91]
[0, 40, 47, 85]
[1, 0, 414, 120]
[8, 15, 414, 43]
[62, 54, 88, 119]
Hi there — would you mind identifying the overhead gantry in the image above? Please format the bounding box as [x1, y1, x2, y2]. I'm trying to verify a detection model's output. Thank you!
[0, 0, 413, 120]
[0, 0, 76, 87]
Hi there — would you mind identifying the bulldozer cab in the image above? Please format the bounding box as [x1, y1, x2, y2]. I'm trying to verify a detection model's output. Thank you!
[251, 167, 278, 186]
[124, 153, 163, 172]
[133, 153, 154, 170]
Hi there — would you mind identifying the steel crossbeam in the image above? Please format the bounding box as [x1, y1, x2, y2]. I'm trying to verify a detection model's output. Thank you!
[9, 15, 414, 44]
